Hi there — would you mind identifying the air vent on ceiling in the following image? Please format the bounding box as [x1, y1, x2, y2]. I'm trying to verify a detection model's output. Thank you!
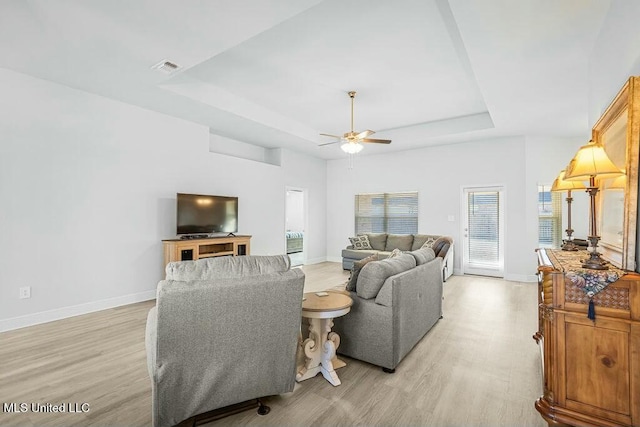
[151, 60, 181, 74]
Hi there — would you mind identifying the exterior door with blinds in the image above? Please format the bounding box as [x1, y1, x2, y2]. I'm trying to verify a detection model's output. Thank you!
[462, 187, 504, 277]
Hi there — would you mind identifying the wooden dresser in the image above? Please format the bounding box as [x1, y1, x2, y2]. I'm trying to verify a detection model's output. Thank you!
[534, 248, 640, 426]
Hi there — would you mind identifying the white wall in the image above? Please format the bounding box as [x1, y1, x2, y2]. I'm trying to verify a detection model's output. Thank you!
[286, 190, 304, 231]
[589, 0, 640, 125]
[0, 68, 326, 331]
[327, 136, 588, 282]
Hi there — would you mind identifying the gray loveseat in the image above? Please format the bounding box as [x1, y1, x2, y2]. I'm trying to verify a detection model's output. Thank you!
[145, 255, 304, 427]
[333, 248, 443, 372]
[342, 233, 453, 281]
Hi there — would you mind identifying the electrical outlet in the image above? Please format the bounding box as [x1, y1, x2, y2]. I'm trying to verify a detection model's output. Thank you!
[447, 215, 455, 222]
[19, 286, 31, 299]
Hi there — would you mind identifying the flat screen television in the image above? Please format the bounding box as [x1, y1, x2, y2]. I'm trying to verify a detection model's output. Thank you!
[176, 193, 238, 235]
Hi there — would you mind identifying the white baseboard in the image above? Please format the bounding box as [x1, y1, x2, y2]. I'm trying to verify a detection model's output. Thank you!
[452, 268, 537, 283]
[303, 256, 328, 265]
[504, 273, 538, 283]
[0, 290, 156, 332]
[326, 256, 342, 263]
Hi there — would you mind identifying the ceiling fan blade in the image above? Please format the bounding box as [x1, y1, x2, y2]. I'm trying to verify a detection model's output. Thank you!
[321, 92, 390, 149]
[361, 138, 392, 144]
[356, 130, 375, 139]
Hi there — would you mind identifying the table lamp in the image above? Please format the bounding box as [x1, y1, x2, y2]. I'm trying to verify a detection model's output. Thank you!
[551, 169, 586, 251]
[564, 140, 624, 270]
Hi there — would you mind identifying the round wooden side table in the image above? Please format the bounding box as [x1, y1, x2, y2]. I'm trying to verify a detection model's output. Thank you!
[296, 291, 353, 386]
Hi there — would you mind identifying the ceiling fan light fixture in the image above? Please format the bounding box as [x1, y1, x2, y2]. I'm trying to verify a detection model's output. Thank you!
[319, 90, 391, 159]
[341, 141, 363, 154]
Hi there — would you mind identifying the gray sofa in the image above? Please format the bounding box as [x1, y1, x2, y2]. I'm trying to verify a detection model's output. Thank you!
[342, 233, 453, 281]
[145, 255, 304, 427]
[333, 248, 443, 372]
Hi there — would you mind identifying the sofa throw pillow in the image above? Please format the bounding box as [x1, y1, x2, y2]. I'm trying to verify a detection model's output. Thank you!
[412, 234, 434, 251]
[387, 248, 403, 259]
[349, 235, 373, 250]
[420, 236, 438, 250]
[346, 253, 378, 292]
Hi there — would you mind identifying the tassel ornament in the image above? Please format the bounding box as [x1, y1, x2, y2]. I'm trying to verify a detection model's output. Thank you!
[587, 298, 596, 321]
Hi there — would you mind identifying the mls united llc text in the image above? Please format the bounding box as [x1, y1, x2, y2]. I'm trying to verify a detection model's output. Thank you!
[3, 402, 90, 413]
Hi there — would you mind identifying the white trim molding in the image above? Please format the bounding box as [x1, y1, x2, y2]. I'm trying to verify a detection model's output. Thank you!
[0, 290, 156, 332]
[504, 273, 538, 283]
[304, 256, 329, 265]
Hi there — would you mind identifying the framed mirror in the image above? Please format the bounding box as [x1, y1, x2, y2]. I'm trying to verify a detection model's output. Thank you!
[592, 76, 640, 271]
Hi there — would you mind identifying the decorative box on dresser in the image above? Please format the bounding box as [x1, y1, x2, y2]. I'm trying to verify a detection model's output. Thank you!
[534, 248, 640, 427]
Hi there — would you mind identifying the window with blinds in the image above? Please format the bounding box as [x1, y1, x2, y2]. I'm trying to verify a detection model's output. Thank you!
[355, 192, 418, 235]
[467, 191, 500, 266]
[538, 185, 563, 248]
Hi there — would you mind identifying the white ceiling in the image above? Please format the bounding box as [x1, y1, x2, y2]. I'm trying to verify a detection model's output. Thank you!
[0, 0, 612, 159]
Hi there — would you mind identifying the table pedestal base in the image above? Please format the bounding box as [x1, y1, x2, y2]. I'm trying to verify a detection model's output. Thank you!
[296, 317, 345, 386]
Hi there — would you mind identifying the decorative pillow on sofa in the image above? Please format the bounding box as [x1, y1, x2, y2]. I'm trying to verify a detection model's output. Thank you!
[385, 234, 414, 251]
[356, 254, 417, 299]
[346, 253, 378, 292]
[420, 236, 439, 250]
[349, 235, 373, 250]
[412, 234, 435, 251]
[387, 248, 403, 258]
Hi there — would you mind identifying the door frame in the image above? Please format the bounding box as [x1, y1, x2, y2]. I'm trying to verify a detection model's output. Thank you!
[284, 186, 308, 265]
[460, 185, 505, 277]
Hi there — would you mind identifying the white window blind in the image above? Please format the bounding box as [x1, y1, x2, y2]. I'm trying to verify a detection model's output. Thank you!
[538, 185, 562, 248]
[467, 191, 500, 266]
[355, 192, 418, 235]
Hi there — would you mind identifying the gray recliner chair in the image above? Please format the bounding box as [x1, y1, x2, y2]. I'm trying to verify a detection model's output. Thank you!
[145, 255, 304, 427]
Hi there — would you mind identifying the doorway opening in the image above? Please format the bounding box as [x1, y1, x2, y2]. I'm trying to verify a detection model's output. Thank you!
[462, 186, 505, 277]
[285, 188, 306, 267]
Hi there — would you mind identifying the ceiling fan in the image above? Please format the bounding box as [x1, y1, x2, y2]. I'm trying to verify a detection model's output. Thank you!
[319, 91, 391, 153]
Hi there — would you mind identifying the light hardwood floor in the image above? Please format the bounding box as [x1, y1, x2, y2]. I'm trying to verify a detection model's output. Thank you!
[0, 263, 545, 427]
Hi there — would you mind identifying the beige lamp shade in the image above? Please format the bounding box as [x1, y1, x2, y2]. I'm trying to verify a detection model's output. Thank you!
[564, 140, 624, 181]
[605, 174, 627, 189]
[551, 169, 587, 191]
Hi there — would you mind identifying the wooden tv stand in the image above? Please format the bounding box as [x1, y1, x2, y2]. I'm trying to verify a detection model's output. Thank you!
[162, 235, 251, 265]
